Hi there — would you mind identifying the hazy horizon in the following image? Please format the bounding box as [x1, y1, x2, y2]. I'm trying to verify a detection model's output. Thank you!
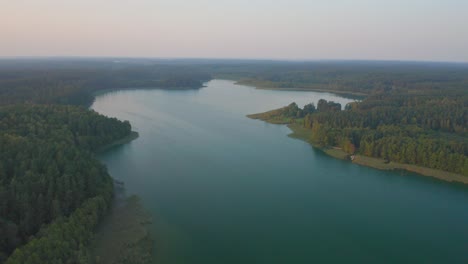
[2, 56, 468, 65]
[2, 0, 468, 62]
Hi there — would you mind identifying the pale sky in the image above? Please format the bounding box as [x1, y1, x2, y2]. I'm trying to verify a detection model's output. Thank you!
[1, 0, 468, 62]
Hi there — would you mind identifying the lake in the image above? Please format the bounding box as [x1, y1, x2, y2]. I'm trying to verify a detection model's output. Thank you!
[92, 80, 468, 264]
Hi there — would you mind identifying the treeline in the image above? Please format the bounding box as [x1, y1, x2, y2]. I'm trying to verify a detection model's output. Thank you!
[271, 99, 339, 119]
[0, 60, 211, 106]
[4, 60, 467, 107]
[0, 105, 132, 262]
[207, 61, 468, 96]
[0, 105, 132, 151]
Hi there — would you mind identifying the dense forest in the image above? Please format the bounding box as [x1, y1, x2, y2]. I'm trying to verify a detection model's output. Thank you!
[0, 59, 211, 106]
[206, 61, 468, 96]
[0, 59, 208, 263]
[0, 105, 133, 263]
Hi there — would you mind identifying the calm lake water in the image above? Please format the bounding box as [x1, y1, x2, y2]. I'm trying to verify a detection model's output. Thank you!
[92, 80, 468, 264]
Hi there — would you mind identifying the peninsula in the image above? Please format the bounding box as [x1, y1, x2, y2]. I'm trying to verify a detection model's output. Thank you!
[248, 98, 467, 184]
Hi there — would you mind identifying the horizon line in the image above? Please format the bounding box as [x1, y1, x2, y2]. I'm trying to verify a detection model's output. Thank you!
[0, 55, 468, 65]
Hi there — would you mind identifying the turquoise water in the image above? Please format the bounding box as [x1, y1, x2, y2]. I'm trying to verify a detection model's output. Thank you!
[93, 80, 468, 264]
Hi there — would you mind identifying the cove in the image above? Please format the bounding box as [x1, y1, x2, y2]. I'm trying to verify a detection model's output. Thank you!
[92, 80, 468, 264]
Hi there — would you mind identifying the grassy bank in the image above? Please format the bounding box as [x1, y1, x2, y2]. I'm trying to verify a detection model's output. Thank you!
[249, 112, 468, 185]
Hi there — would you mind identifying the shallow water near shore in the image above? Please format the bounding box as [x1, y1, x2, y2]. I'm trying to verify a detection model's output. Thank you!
[93, 80, 468, 264]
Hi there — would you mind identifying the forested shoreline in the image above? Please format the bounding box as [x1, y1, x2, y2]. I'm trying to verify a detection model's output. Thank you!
[0, 105, 132, 262]
[0, 60, 210, 263]
[248, 94, 467, 180]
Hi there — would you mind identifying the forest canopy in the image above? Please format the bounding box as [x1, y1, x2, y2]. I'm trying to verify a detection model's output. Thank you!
[0, 59, 211, 106]
[0, 104, 133, 262]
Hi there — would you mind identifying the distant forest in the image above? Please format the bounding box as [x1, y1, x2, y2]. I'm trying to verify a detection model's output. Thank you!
[0, 59, 467, 262]
[0, 59, 211, 106]
[207, 60, 468, 96]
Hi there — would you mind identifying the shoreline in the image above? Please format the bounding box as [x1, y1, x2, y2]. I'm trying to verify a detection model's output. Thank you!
[91, 90, 155, 263]
[95, 131, 139, 153]
[91, 132, 155, 263]
[286, 123, 468, 185]
[236, 80, 367, 98]
[86, 84, 206, 109]
[92, 85, 204, 97]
